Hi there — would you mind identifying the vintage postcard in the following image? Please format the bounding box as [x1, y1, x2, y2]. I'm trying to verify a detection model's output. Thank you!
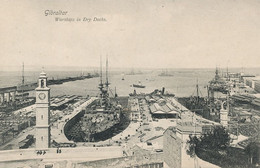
[0, 0, 260, 168]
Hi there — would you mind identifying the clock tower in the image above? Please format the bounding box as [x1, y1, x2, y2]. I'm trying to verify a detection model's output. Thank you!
[35, 71, 50, 149]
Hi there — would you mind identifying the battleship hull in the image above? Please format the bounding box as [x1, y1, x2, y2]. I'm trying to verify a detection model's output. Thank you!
[64, 97, 130, 142]
[80, 110, 121, 142]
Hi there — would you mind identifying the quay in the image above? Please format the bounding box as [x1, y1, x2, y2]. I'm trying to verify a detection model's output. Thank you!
[0, 146, 123, 163]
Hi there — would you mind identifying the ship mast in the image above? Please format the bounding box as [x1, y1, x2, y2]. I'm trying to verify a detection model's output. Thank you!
[226, 66, 229, 81]
[105, 56, 111, 107]
[98, 56, 104, 106]
[105, 56, 110, 90]
[196, 78, 199, 103]
[215, 66, 219, 80]
[115, 87, 117, 97]
[22, 62, 25, 101]
[100, 56, 103, 87]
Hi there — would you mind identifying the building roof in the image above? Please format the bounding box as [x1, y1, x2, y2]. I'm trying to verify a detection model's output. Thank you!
[51, 95, 78, 107]
[149, 102, 180, 115]
[176, 121, 202, 134]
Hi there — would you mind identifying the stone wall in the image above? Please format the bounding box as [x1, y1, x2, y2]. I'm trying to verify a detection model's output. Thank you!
[163, 127, 182, 168]
[76, 153, 163, 168]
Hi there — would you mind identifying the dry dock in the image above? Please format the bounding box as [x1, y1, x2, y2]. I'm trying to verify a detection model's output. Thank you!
[51, 97, 97, 143]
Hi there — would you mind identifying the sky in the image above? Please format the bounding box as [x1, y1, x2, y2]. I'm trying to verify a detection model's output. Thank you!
[1, 0, 260, 70]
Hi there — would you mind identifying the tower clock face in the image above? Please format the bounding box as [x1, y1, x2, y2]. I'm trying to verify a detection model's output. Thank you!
[38, 93, 46, 100]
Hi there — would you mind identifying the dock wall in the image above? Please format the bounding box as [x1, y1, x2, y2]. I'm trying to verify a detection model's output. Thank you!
[64, 110, 85, 140]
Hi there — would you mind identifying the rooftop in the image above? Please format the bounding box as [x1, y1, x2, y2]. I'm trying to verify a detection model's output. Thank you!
[176, 121, 202, 134]
[149, 102, 180, 115]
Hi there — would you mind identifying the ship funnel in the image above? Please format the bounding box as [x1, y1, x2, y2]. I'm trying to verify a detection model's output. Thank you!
[162, 87, 165, 95]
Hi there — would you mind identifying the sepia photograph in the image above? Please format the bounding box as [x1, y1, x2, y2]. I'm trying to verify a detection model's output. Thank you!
[0, 0, 260, 167]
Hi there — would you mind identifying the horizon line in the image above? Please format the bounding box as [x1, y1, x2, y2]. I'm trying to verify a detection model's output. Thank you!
[1, 65, 260, 72]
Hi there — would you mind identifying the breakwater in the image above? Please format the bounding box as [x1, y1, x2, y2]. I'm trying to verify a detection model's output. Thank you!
[0, 74, 99, 93]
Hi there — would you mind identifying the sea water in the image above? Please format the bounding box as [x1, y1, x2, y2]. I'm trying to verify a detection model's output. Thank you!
[0, 68, 259, 98]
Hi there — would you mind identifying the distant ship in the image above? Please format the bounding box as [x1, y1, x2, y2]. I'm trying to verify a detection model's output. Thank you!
[133, 81, 145, 88]
[159, 69, 174, 77]
[126, 69, 143, 75]
[209, 67, 228, 93]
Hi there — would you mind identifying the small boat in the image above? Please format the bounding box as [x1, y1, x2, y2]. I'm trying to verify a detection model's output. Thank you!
[133, 81, 145, 88]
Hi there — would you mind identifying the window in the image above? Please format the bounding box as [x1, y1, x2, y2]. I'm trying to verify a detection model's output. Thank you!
[45, 164, 53, 168]
[41, 136, 43, 141]
[41, 115, 43, 120]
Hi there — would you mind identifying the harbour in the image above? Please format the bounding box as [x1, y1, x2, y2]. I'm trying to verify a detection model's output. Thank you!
[0, 66, 260, 168]
[2, 0, 260, 166]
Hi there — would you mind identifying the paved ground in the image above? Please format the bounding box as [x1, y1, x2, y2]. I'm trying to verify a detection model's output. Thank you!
[0, 146, 123, 162]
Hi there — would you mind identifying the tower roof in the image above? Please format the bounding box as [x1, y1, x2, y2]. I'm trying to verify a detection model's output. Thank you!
[40, 71, 47, 78]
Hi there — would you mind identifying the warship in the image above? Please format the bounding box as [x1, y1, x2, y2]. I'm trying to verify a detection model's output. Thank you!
[209, 67, 228, 93]
[82, 58, 123, 142]
[126, 69, 143, 75]
[65, 58, 125, 142]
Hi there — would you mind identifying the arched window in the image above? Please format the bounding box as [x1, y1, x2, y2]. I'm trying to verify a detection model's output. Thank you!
[41, 79, 44, 88]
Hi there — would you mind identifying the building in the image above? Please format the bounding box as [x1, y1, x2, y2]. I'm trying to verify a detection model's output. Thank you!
[163, 127, 182, 168]
[0, 86, 16, 105]
[255, 81, 260, 93]
[220, 108, 228, 127]
[149, 100, 180, 119]
[35, 71, 51, 149]
[163, 121, 202, 168]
